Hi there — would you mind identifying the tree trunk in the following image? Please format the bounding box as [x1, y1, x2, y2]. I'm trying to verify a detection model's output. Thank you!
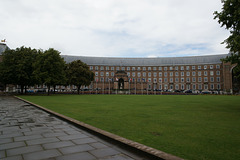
[24, 86, 27, 94]
[48, 85, 50, 96]
[77, 86, 80, 94]
[53, 85, 56, 94]
[21, 85, 24, 94]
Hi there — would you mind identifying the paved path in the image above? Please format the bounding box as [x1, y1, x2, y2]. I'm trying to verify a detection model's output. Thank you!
[0, 96, 146, 160]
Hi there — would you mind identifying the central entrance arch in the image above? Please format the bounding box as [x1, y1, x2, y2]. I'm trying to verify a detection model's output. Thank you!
[118, 78, 124, 90]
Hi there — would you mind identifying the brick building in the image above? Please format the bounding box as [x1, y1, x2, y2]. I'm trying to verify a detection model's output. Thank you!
[63, 54, 236, 94]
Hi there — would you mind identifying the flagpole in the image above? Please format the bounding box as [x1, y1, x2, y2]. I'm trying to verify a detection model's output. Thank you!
[103, 80, 104, 95]
[147, 81, 148, 95]
[129, 79, 130, 95]
[96, 80, 98, 94]
[135, 79, 136, 95]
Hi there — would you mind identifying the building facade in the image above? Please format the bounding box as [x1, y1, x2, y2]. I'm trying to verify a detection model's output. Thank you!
[62, 54, 235, 94]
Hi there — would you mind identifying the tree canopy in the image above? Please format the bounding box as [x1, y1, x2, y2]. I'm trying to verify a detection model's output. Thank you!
[66, 60, 94, 94]
[0, 46, 38, 93]
[214, 0, 240, 81]
[33, 48, 66, 95]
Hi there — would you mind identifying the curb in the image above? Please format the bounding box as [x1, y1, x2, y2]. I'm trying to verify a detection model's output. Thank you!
[15, 96, 184, 160]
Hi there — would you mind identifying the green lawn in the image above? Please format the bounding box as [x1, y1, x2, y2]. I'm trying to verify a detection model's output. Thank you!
[19, 95, 240, 160]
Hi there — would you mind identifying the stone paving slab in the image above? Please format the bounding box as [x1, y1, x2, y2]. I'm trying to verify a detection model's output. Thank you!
[0, 96, 149, 160]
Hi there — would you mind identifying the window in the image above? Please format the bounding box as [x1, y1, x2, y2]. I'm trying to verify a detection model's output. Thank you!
[210, 65, 213, 69]
[175, 72, 179, 76]
[210, 71, 214, 76]
[148, 67, 151, 71]
[204, 84, 208, 90]
[181, 78, 184, 82]
[210, 77, 214, 82]
[164, 78, 168, 82]
[175, 84, 179, 90]
[154, 78, 157, 83]
[186, 77, 190, 82]
[170, 78, 173, 83]
[181, 84, 185, 90]
[116, 67, 119, 71]
[216, 71, 220, 75]
[95, 72, 98, 76]
[198, 71, 201, 76]
[111, 72, 114, 76]
[100, 77, 104, 82]
[216, 65, 220, 69]
[143, 72, 146, 77]
[181, 72, 184, 76]
[198, 66, 201, 70]
[181, 66, 184, 70]
[217, 84, 221, 89]
[170, 72, 173, 76]
[100, 72, 104, 76]
[159, 67, 162, 71]
[159, 78, 162, 83]
[170, 66, 173, 70]
[142, 78, 146, 82]
[138, 78, 141, 82]
[154, 72, 157, 77]
[192, 77, 196, 82]
[106, 72, 109, 76]
[106, 66, 109, 71]
[204, 77, 208, 82]
[148, 72, 151, 77]
[217, 77, 220, 82]
[132, 72, 135, 77]
[187, 72, 190, 76]
[210, 84, 214, 90]
[127, 72, 130, 77]
[198, 84, 202, 90]
[101, 66, 104, 71]
[193, 84, 196, 90]
[121, 67, 125, 71]
[164, 72, 168, 77]
[111, 67, 114, 71]
[204, 65, 207, 69]
[95, 66, 99, 70]
[159, 72, 162, 77]
[138, 72, 141, 77]
[204, 71, 208, 76]
[143, 67, 146, 71]
[164, 67, 167, 71]
[186, 66, 189, 70]
[192, 66, 196, 70]
[137, 67, 141, 71]
[90, 66, 93, 70]
[198, 77, 202, 82]
[148, 78, 152, 82]
[175, 78, 179, 82]
[175, 66, 178, 70]
[153, 67, 156, 71]
[132, 67, 135, 71]
[127, 67, 130, 71]
[192, 72, 196, 76]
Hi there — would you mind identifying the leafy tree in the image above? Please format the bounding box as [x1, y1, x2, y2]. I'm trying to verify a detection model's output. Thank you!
[34, 48, 66, 95]
[214, 0, 240, 81]
[66, 60, 94, 94]
[0, 46, 38, 93]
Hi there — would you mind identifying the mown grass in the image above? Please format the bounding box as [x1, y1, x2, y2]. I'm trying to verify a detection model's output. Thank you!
[19, 94, 240, 160]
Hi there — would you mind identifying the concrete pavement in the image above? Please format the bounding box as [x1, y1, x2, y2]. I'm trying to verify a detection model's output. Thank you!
[0, 96, 146, 160]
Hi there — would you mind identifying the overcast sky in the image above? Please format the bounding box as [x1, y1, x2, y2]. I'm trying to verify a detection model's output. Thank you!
[0, 0, 229, 57]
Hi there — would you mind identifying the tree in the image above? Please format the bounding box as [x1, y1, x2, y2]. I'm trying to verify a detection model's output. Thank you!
[0, 46, 38, 93]
[34, 48, 66, 95]
[66, 60, 94, 94]
[214, 0, 240, 80]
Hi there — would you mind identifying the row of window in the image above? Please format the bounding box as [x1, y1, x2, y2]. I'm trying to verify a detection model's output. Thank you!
[156, 84, 221, 90]
[94, 77, 221, 83]
[90, 64, 221, 71]
[95, 71, 221, 77]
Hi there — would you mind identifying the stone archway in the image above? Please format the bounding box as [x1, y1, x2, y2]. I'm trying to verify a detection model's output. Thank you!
[118, 78, 124, 90]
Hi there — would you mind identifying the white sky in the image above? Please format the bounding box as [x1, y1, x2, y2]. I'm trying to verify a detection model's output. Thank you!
[0, 0, 229, 57]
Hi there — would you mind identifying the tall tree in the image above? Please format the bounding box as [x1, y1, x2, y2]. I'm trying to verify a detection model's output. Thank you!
[0, 46, 38, 93]
[214, 0, 240, 81]
[66, 60, 94, 94]
[34, 48, 66, 95]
